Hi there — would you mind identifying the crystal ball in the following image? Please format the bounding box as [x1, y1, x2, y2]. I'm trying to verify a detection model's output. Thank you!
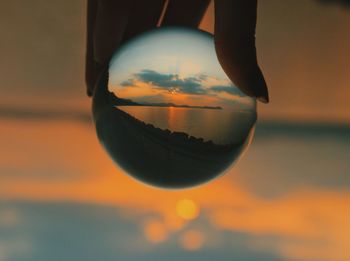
[92, 27, 257, 189]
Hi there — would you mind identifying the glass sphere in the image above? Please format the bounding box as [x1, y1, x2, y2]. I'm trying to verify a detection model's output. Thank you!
[93, 27, 257, 189]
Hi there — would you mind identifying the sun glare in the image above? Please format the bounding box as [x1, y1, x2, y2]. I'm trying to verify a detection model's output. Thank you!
[143, 219, 168, 243]
[176, 199, 200, 221]
[180, 230, 205, 251]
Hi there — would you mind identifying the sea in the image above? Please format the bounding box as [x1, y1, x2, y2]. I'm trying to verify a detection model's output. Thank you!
[117, 106, 256, 145]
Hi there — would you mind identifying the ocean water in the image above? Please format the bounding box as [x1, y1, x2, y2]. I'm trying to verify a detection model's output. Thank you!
[117, 106, 256, 145]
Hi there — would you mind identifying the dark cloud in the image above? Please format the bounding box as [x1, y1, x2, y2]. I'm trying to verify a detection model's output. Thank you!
[120, 70, 248, 97]
[136, 70, 175, 86]
[198, 74, 209, 81]
[131, 69, 206, 95]
[120, 79, 135, 87]
[210, 85, 245, 97]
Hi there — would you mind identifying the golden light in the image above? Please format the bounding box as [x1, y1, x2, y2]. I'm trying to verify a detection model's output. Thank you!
[163, 213, 185, 232]
[180, 230, 205, 251]
[176, 199, 200, 221]
[143, 219, 168, 243]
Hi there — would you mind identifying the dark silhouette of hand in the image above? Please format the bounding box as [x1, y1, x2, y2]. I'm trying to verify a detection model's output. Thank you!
[85, 0, 269, 103]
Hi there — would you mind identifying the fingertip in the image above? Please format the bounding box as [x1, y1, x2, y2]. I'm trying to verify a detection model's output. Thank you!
[254, 68, 269, 103]
[257, 95, 269, 104]
[214, 0, 269, 104]
[87, 89, 93, 97]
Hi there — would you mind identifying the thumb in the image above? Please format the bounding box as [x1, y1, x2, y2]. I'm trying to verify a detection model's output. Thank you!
[214, 0, 269, 103]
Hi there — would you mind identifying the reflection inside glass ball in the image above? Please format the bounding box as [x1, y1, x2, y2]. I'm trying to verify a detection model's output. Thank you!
[93, 27, 257, 189]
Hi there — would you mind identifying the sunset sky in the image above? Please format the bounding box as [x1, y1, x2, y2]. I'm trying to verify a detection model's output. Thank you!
[0, 0, 350, 260]
[108, 28, 254, 109]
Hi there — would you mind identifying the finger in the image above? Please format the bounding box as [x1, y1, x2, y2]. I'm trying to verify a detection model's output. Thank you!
[122, 0, 166, 43]
[161, 0, 211, 28]
[93, 0, 131, 66]
[86, 0, 130, 96]
[92, 65, 110, 117]
[86, 0, 166, 97]
[95, 0, 166, 62]
[86, 0, 99, 96]
[214, 0, 269, 103]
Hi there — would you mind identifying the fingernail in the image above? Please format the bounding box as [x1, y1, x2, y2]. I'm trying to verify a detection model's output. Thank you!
[252, 67, 269, 104]
[257, 95, 269, 104]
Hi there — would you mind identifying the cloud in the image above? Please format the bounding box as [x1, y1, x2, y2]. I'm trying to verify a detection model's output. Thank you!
[127, 70, 207, 95]
[120, 79, 135, 87]
[198, 74, 209, 81]
[119, 70, 250, 98]
[210, 85, 245, 97]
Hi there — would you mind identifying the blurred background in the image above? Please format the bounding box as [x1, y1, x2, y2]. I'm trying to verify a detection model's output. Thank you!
[0, 0, 350, 260]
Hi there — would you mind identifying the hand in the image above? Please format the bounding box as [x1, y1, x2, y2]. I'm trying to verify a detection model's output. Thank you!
[85, 0, 269, 103]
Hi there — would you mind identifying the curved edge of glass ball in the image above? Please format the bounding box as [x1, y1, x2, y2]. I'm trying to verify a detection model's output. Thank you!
[92, 27, 257, 189]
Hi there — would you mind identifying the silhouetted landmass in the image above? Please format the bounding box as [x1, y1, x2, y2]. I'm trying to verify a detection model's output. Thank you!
[116, 106, 241, 156]
[108, 92, 141, 106]
[108, 91, 222, 110]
